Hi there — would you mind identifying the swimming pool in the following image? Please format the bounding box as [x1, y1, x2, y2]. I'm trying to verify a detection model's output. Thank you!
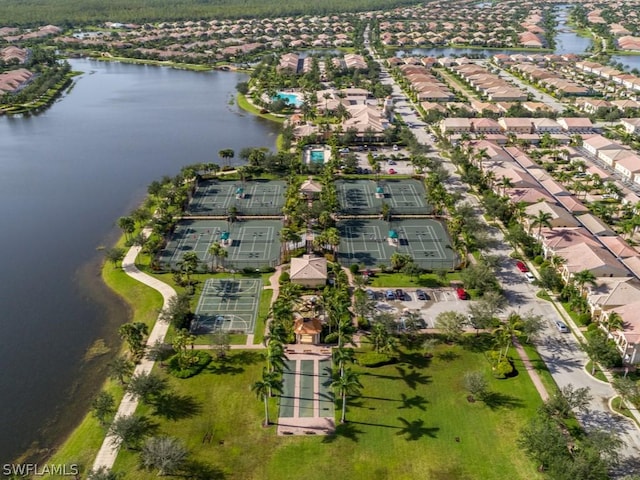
[310, 150, 325, 163]
[273, 92, 302, 107]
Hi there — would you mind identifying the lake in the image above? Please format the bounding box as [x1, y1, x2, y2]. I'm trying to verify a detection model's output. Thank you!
[0, 58, 279, 463]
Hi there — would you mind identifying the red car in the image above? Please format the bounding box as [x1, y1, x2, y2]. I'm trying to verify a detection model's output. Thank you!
[388, 168, 396, 174]
[516, 261, 529, 273]
[456, 287, 468, 300]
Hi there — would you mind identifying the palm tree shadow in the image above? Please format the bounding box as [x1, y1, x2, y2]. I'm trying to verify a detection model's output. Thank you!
[397, 393, 429, 411]
[322, 421, 363, 443]
[395, 366, 431, 389]
[435, 350, 459, 362]
[151, 392, 202, 421]
[181, 459, 226, 479]
[481, 391, 524, 410]
[396, 417, 439, 440]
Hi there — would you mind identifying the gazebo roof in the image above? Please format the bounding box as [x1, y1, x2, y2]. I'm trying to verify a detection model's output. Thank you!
[221, 231, 230, 240]
[376, 186, 384, 193]
[235, 187, 244, 194]
[389, 230, 398, 239]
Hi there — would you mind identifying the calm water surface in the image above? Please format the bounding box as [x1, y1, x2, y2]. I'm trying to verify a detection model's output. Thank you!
[0, 58, 278, 463]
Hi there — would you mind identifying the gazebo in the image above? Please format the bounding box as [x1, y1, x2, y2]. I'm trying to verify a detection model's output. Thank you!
[293, 317, 323, 345]
[235, 187, 245, 199]
[388, 229, 399, 246]
[375, 186, 385, 199]
[220, 231, 230, 246]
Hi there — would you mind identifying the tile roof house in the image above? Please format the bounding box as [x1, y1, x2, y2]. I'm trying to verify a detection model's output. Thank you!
[537, 227, 600, 258]
[290, 255, 328, 288]
[558, 243, 630, 282]
[607, 301, 640, 364]
[525, 201, 580, 230]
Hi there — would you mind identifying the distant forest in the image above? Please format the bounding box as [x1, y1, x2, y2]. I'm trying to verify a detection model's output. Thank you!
[0, 0, 424, 26]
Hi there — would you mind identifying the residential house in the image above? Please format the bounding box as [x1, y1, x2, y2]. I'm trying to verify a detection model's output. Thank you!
[525, 201, 580, 230]
[558, 243, 630, 281]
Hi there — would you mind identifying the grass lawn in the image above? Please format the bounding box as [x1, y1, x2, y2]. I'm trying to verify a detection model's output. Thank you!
[370, 271, 461, 288]
[236, 93, 286, 123]
[107, 337, 542, 480]
[585, 360, 609, 383]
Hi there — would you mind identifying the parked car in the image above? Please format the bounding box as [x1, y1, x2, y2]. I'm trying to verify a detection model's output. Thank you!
[388, 168, 397, 174]
[525, 272, 536, 283]
[339, 147, 350, 153]
[515, 261, 528, 273]
[385, 290, 395, 301]
[555, 320, 569, 333]
[366, 289, 376, 300]
[416, 289, 428, 301]
[395, 289, 405, 300]
[456, 287, 468, 300]
[392, 145, 399, 151]
[387, 159, 396, 165]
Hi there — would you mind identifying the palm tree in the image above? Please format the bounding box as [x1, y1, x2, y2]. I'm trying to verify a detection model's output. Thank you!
[331, 368, 363, 423]
[218, 148, 235, 167]
[118, 216, 136, 242]
[332, 346, 355, 377]
[572, 269, 597, 295]
[498, 176, 514, 197]
[178, 251, 199, 284]
[494, 312, 523, 363]
[325, 227, 340, 258]
[528, 210, 553, 238]
[604, 311, 623, 332]
[251, 368, 283, 427]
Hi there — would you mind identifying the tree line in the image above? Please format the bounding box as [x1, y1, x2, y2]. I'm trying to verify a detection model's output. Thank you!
[0, 0, 426, 27]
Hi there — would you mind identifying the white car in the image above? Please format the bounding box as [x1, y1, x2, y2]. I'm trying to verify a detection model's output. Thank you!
[525, 272, 536, 283]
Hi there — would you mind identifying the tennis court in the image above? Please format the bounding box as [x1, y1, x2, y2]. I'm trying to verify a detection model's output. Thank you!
[338, 218, 458, 270]
[187, 179, 286, 216]
[336, 179, 431, 215]
[157, 219, 282, 270]
[190, 278, 262, 334]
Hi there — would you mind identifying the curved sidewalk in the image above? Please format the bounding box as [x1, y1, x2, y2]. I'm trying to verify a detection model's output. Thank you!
[92, 242, 177, 472]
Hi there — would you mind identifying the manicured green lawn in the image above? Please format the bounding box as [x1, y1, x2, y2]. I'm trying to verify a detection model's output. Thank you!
[370, 271, 461, 288]
[108, 338, 542, 480]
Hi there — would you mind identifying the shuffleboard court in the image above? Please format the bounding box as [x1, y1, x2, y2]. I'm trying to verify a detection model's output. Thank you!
[338, 218, 458, 270]
[191, 278, 262, 334]
[157, 218, 282, 270]
[336, 179, 432, 215]
[187, 179, 286, 216]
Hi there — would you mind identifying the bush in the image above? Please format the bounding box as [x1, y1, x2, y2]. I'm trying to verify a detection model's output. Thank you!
[493, 360, 514, 379]
[167, 351, 211, 378]
[279, 271, 290, 284]
[357, 317, 370, 330]
[349, 264, 360, 274]
[533, 255, 544, 265]
[259, 266, 275, 273]
[577, 313, 592, 326]
[358, 351, 396, 368]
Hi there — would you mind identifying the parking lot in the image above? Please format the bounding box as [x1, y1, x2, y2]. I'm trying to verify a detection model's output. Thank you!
[345, 146, 416, 175]
[364, 287, 474, 329]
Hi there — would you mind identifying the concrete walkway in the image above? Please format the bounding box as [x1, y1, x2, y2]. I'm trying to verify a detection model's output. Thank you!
[92, 238, 177, 472]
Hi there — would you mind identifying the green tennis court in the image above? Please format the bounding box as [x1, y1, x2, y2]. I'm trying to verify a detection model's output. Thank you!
[338, 218, 458, 270]
[157, 218, 282, 270]
[336, 179, 432, 215]
[191, 278, 262, 334]
[187, 179, 286, 216]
